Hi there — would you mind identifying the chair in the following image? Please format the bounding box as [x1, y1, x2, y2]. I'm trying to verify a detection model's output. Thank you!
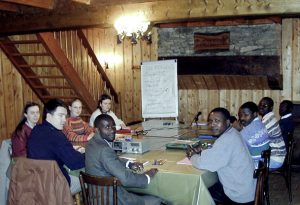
[261, 132, 295, 205]
[79, 171, 121, 205]
[7, 158, 73, 205]
[261, 148, 271, 205]
[0, 139, 12, 205]
[254, 160, 267, 205]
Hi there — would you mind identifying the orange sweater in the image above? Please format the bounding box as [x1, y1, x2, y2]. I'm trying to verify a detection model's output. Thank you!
[63, 117, 94, 142]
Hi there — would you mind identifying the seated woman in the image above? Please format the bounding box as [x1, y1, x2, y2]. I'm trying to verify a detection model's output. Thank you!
[11, 102, 40, 157]
[238, 102, 270, 167]
[89, 94, 130, 130]
[63, 99, 95, 142]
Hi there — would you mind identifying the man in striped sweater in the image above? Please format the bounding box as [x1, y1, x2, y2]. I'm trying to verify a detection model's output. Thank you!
[258, 97, 286, 169]
[238, 101, 270, 168]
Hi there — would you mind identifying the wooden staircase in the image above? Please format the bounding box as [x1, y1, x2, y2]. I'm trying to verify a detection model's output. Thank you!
[0, 32, 118, 116]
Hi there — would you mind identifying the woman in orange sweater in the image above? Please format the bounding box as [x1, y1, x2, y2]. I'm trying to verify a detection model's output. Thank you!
[63, 99, 95, 142]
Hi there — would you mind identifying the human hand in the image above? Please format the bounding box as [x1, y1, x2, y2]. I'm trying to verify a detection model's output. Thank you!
[186, 145, 202, 159]
[121, 124, 131, 130]
[129, 162, 144, 172]
[144, 168, 158, 178]
[232, 121, 243, 131]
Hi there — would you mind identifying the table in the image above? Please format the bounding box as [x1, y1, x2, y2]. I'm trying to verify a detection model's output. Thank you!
[122, 149, 217, 205]
[71, 125, 217, 205]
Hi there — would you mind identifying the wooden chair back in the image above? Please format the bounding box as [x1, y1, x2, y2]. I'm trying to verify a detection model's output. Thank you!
[79, 171, 120, 205]
[254, 160, 267, 205]
[261, 132, 295, 205]
[261, 148, 271, 205]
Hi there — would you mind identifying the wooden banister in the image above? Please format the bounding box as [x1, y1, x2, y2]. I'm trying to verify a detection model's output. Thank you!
[76, 29, 119, 103]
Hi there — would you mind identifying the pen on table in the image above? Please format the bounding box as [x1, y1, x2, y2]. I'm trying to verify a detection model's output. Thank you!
[143, 161, 150, 166]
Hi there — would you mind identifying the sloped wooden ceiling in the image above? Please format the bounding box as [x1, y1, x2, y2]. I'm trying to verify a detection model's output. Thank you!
[1, 0, 300, 34]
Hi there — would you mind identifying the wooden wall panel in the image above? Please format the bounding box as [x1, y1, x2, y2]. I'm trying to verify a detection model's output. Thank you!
[3, 18, 300, 140]
[0, 50, 42, 141]
[292, 19, 300, 101]
[281, 18, 293, 99]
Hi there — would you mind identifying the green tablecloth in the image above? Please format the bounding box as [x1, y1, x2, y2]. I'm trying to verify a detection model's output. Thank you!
[122, 150, 217, 205]
[70, 146, 217, 205]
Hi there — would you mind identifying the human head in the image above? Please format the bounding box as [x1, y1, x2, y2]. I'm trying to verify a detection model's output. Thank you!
[238, 101, 258, 127]
[279, 100, 293, 117]
[94, 114, 116, 142]
[43, 99, 68, 130]
[258, 97, 274, 117]
[229, 116, 237, 124]
[69, 99, 82, 118]
[207, 107, 231, 137]
[24, 102, 40, 125]
[229, 115, 242, 130]
[97, 94, 112, 113]
[15, 102, 40, 133]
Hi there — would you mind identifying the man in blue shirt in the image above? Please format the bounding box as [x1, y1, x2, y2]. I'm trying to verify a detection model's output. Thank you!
[238, 101, 270, 167]
[187, 107, 256, 205]
[27, 98, 85, 194]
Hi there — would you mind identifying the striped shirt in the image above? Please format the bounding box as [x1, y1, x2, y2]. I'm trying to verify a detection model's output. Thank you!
[63, 117, 95, 142]
[262, 112, 286, 168]
[240, 117, 270, 167]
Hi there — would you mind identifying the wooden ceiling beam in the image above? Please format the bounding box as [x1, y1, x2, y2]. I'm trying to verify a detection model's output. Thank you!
[157, 16, 282, 28]
[72, 0, 91, 5]
[2, 0, 54, 9]
[1, 0, 300, 34]
[0, 2, 19, 12]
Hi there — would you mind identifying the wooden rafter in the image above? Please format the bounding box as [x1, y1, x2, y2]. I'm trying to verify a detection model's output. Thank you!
[0, 2, 19, 12]
[0, 0, 300, 34]
[72, 0, 90, 5]
[2, 0, 54, 9]
[158, 16, 282, 28]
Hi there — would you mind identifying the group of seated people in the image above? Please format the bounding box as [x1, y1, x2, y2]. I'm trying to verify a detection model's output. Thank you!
[9, 95, 169, 204]
[8, 94, 295, 205]
[187, 97, 294, 205]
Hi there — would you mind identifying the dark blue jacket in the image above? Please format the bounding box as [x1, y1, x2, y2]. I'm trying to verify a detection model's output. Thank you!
[279, 115, 295, 149]
[27, 121, 85, 185]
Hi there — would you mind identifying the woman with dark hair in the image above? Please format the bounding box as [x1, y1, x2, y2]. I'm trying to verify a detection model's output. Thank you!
[11, 102, 40, 157]
[89, 94, 130, 130]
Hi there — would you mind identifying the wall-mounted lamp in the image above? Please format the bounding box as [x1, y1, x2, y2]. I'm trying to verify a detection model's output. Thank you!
[104, 62, 109, 69]
[99, 53, 122, 69]
[114, 14, 152, 45]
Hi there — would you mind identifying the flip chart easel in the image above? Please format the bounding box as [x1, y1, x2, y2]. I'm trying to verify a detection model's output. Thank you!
[141, 59, 178, 121]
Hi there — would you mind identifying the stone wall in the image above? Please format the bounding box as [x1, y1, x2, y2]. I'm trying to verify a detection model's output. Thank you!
[158, 24, 281, 57]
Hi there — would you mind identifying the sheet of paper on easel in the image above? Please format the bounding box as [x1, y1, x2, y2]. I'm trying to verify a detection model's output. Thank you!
[141, 60, 178, 118]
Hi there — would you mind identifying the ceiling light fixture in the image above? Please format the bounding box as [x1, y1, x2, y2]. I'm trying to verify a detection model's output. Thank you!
[114, 13, 152, 44]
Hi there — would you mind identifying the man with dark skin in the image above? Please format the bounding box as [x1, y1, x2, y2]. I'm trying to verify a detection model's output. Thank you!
[187, 107, 255, 205]
[258, 97, 286, 168]
[279, 100, 295, 149]
[238, 102, 270, 167]
[85, 114, 168, 205]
